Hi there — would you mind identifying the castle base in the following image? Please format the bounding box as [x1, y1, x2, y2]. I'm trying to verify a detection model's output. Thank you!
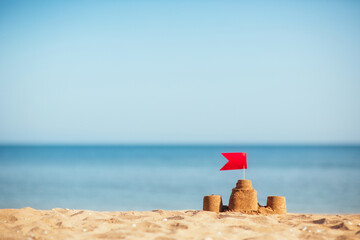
[202, 179, 287, 215]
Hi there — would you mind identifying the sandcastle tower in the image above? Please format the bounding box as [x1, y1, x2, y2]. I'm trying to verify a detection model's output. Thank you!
[228, 179, 258, 212]
[267, 196, 287, 214]
[203, 194, 223, 213]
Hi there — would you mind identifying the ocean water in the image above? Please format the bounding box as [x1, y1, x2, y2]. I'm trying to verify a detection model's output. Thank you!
[0, 145, 359, 214]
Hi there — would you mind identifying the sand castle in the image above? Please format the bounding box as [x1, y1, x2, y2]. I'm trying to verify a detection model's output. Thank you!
[203, 179, 286, 215]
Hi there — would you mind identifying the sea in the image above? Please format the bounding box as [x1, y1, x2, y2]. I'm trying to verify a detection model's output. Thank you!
[0, 145, 359, 214]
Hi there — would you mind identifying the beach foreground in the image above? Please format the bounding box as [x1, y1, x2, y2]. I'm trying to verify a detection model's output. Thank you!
[0, 208, 359, 240]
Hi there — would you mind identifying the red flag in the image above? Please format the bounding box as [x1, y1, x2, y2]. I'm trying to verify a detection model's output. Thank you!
[220, 152, 247, 171]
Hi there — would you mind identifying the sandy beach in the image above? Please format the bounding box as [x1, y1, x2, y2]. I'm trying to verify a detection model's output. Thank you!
[0, 208, 359, 240]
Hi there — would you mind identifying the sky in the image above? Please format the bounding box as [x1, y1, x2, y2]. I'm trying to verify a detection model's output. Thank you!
[0, 0, 359, 144]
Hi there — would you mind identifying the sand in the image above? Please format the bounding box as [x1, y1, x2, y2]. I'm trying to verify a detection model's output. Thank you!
[0, 208, 359, 240]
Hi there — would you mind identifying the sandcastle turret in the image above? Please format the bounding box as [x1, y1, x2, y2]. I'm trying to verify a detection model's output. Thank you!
[228, 179, 258, 212]
[267, 196, 286, 214]
[203, 194, 223, 213]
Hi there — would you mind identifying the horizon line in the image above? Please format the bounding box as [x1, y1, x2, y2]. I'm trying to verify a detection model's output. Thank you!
[0, 143, 359, 147]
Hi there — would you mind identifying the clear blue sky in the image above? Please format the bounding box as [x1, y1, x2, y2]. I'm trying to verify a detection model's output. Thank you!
[0, 0, 359, 144]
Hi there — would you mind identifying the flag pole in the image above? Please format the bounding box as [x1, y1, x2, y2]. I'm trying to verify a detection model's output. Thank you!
[243, 167, 245, 180]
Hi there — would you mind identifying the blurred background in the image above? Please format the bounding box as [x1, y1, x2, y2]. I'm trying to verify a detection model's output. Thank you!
[0, 0, 359, 213]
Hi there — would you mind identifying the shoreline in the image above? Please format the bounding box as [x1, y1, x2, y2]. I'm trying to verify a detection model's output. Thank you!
[1, 208, 359, 239]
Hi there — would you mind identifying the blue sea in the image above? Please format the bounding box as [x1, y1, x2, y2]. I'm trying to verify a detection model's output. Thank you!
[0, 145, 359, 213]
